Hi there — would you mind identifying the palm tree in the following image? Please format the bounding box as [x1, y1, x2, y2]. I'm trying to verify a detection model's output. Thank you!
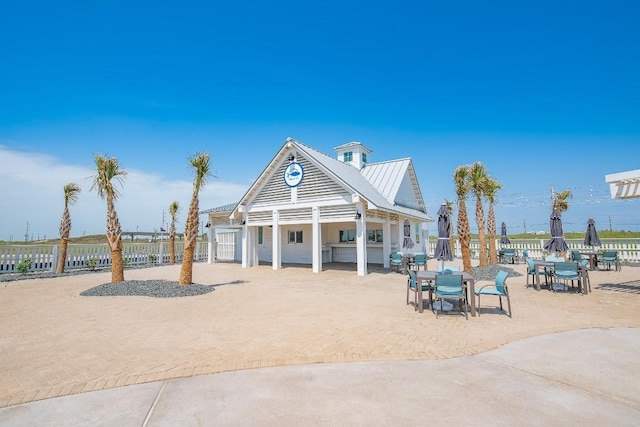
[453, 165, 472, 273]
[179, 152, 212, 285]
[484, 178, 502, 264]
[168, 200, 180, 264]
[91, 155, 127, 283]
[55, 183, 81, 274]
[469, 162, 489, 267]
[552, 189, 573, 213]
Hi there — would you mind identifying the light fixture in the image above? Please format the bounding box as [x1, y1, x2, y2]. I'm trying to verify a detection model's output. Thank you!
[288, 153, 295, 163]
[205, 222, 211, 228]
[241, 220, 246, 225]
[354, 212, 362, 220]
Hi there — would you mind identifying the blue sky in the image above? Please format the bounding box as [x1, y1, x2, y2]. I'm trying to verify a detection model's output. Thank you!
[1, 1, 639, 241]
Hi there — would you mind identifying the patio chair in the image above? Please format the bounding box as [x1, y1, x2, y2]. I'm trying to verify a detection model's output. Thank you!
[500, 248, 517, 264]
[600, 250, 621, 271]
[409, 253, 427, 270]
[553, 261, 581, 292]
[525, 257, 551, 288]
[390, 252, 403, 273]
[474, 270, 511, 317]
[406, 269, 431, 310]
[571, 250, 585, 263]
[434, 272, 467, 319]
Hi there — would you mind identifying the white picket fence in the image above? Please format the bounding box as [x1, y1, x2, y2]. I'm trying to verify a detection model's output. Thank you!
[426, 238, 640, 263]
[0, 241, 209, 274]
[2, 238, 638, 274]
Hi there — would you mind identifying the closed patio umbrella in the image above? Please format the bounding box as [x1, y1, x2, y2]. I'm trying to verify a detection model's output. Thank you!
[403, 219, 414, 250]
[434, 204, 453, 270]
[543, 209, 569, 254]
[500, 222, 511, 245]
[584, 218, 601, 247]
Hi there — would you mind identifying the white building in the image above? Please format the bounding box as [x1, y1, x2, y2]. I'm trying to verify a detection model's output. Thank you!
[605, 169, 640, 199]
[201, 138, 433, 276]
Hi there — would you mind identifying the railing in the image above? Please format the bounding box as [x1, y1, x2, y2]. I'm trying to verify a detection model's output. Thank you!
[0, 241, 209, 274]
[426, 238, 640, 263]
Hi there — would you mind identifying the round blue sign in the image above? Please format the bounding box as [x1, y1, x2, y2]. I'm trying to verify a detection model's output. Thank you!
[284, 162, 304, 187]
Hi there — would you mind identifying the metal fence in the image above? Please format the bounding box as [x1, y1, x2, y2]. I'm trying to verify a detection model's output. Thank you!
[0, 241, 209, 274]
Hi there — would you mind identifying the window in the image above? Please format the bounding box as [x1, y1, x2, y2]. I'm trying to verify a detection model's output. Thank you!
[288, 230, 303, 244]
[362, 152, 367, 164]
[367, 229, 383, 243]
[343, 151, 353, 162]
[339, 229, 355, 243]
[258, 226, 263, 244]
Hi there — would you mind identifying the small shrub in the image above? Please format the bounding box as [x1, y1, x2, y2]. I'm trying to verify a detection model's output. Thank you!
[17, 258, 32, 274]
[123, 258, 130, 266]
[149, 254, 157, 264]
[87, 258, 99, 271]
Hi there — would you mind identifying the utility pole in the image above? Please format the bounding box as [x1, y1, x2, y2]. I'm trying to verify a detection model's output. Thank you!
[523, 219, 527, 234]
[24, 221, 29, 242]
[609, 216, 613, 231]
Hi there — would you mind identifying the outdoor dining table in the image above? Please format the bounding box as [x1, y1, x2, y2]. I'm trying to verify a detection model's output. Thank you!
[416, 270, 477, 317]
[579, 251, 599, 271]
[533, 260, 589, 294]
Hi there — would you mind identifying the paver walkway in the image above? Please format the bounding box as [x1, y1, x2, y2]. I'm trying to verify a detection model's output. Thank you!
[1, 259, 639, 408]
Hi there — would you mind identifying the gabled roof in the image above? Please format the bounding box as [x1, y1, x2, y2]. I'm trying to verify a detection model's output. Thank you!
[228, 137, 432, 221]
[361, 158, 426, 212]
[200, 202, 239, 214]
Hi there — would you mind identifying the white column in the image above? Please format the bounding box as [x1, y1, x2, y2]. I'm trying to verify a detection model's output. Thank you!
[241, 221, 250, 268]
[383, 217, 391, 268]
[272, 210, 281, 270]
[356, 206, 368, 276]
[207, 224, 215, 264]
[312, 206, 322, 273]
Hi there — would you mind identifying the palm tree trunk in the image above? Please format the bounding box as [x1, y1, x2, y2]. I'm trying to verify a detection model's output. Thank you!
[106, 197, 124, 283]
[179, 245, 195, 285]
[56, 238, 68, 274]
[458, 200, 472, 273]
[110, 247, 124, 282]
[169, 235, 176, 264]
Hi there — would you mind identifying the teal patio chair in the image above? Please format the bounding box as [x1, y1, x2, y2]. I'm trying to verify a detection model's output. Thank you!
[601, 250, 621, 271]
[434, 272, 467, 319]
[500, 248, 517, 264]
[407, 269, 432, 310]
[553, 261, 581, 292]
[390, 252, 403, 273]
[525, 257, 551, 288]
[475, 270, 511, 317]
[409, 253, 427, 270]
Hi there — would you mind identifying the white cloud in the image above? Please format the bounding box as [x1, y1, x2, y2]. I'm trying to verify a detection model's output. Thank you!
[0, 145, 246, 241]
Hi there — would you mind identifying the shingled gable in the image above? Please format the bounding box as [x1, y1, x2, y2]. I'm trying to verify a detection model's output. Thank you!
[231, 137, 431, 221]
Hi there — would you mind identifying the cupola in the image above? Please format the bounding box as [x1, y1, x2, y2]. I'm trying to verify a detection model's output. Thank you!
[333, 141, 372, 170]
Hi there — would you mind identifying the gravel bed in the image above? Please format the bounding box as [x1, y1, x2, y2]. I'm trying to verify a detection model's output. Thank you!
[472, 264, 523, 281]
[0, 264, 216, 298]
[80, 280, 215, 298]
